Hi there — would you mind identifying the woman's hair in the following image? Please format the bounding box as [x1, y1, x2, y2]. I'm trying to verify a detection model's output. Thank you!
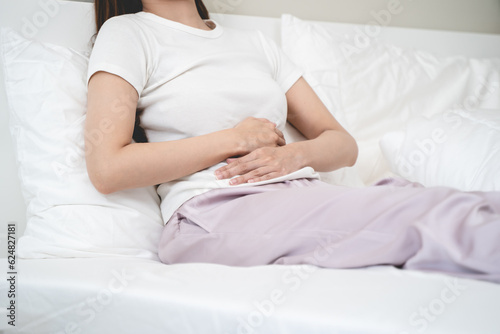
[94, 0, 210, 33]
[92, 0, 210, 143]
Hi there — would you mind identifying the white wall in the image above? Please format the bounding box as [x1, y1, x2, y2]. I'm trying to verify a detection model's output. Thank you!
[72, 0, 500, 34]
[211, 0, 500, 34]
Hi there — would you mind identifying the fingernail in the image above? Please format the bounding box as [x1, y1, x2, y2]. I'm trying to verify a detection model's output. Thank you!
[215, 172, 221, 180]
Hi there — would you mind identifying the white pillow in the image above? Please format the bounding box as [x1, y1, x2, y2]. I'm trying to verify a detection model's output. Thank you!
[0, 28, 163, 259]
[281, 14, 500, 185]
[380, 109, 500, 191]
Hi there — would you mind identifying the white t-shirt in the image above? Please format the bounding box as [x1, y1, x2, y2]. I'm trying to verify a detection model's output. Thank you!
[87, 11, 319, 223]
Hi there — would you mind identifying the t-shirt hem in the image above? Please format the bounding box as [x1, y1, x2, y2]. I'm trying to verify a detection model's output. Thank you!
[280, 69, 303, 93]
[160, 166, 320, 224]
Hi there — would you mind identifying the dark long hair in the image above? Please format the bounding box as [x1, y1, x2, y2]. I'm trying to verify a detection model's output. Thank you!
[94, 0, 209, 33]
[92, 0, 210, 143]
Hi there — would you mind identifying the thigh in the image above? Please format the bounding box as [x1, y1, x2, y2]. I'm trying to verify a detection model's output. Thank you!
[159, 179, 397, 264]
[158, 178, 500, 271]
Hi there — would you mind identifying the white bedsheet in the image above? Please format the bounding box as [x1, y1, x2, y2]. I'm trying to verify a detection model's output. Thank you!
[2, 258, 500, 334]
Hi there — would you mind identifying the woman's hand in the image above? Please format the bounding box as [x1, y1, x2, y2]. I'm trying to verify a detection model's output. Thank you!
[215, 145, 303, 185]
[232, 117, 286, 155]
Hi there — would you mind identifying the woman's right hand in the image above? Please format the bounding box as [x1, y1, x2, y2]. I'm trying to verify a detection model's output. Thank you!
[232, 117, 286, 155]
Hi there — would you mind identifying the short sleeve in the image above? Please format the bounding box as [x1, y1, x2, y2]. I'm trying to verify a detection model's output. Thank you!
[87, 16, 149, 96]
[256, 30, 303, 93]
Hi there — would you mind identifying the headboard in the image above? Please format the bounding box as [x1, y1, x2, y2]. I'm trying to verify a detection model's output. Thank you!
[1, 0, 500, 237]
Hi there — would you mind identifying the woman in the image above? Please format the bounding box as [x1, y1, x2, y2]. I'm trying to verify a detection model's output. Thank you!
[86, 0, 500, 283]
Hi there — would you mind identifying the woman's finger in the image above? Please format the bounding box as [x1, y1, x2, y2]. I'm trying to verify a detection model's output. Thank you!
[215, 146, 295, 184]
[215, 154, 260, 180]
[274, 127, 286, 146]
[230, 155, 265, 174]
[255, 118, 285, 146]
[228, 166, 276, 185]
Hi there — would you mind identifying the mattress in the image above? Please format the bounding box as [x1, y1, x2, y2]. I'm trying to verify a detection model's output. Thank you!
[2, 258, 500, 334]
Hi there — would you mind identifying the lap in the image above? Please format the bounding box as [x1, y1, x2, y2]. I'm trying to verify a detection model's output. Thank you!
[169, 177, 492, 235]
[159, 177, 500, 269]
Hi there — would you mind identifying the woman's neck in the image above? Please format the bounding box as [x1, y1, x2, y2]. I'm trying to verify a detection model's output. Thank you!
[142, 0, 211, 30]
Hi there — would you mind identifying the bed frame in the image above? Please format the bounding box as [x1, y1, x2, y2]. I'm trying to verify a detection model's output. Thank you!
[1, 1, 500, 334]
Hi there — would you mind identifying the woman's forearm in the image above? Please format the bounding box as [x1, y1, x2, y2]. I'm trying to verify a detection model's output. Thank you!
[89, 128, 240, 194]
[287, 129, 358, 173]
[87, 116, 286, 194]
[281, 77, 358, 174]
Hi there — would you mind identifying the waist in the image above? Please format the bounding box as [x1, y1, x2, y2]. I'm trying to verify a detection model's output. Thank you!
[157, 164, 320, 224]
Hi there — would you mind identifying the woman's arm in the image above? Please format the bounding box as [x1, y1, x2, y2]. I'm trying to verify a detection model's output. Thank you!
[214, 77, 358, 185]
[284, 76, 358, 171]
[85, 71, 285, 194]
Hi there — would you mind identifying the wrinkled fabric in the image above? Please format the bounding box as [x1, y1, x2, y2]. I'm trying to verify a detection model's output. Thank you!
[159, 178, 500, 283]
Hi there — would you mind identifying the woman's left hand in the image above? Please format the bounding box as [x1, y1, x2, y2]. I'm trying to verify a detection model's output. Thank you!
[215, 145, 303, 186]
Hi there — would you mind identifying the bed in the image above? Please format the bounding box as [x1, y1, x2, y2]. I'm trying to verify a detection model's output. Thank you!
[1, 1, 500, 333]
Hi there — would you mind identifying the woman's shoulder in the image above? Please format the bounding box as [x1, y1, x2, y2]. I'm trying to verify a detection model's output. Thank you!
[93, 14, 152, 53]
[99, 13, 144, 33]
